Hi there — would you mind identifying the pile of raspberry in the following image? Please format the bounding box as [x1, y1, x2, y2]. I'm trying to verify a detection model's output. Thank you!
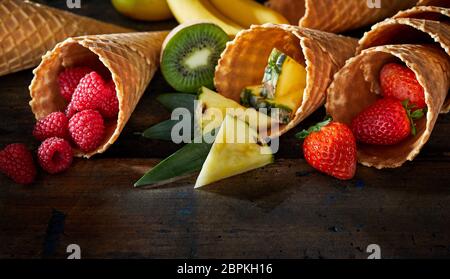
[0, 67, 119, 185]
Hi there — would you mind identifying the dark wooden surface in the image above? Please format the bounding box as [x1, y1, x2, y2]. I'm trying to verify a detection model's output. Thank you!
[0, 1, 449, 259]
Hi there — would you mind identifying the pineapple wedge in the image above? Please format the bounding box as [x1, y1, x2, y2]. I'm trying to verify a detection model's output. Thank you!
[196, 86, 278, 134]
[195, 115, 274, 188]
[262, 48, 307, 111]
[241, 84, 293, 124]
[240, 48, 307, 124]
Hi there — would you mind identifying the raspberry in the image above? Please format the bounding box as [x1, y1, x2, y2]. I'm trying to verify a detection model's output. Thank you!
[33, 112, 69, 141]
[65, 103, 76, 119]
[98, 80, 119, 118]
[37, 137, 73, 174]
[58, 67, 93, 102]
[68, 110, 105, 152]
[0, 144, 36, 185]
[70, 71, 107, 113]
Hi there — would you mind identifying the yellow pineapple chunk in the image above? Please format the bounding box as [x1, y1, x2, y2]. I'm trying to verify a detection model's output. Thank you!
[196, 87, 277, 134]
[195, 115, 274, 188]
[274, 54, 307, 111]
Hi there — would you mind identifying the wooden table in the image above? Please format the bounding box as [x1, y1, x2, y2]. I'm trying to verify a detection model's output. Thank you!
[0, 1, 449, 259]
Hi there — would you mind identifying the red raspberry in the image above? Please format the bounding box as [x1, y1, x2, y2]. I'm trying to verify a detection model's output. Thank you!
[33, 112, 69, 141]
[37, 137, 73, 174]
[98, 80, 119, 118]
[70, 71, 107, 113]
[0, 144, 36, 185]
[65, 103, 76, 119]
[58, 67, 93, 102]
[68, 110, 105, 152]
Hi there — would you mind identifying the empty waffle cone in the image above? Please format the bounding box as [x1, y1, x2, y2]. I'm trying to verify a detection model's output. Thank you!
[358, 6, 450, 112]
[266, 0, 418, 33]
[0, 0, 132, 77]
[326, 44, 450, 169]
[214, 24, 357, 137]
[29, 31, 168, 158]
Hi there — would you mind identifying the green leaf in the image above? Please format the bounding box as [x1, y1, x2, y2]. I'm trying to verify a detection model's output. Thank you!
[411, 109, 424, 120]
[411, 123, 417, 136]
[295, 116, 332, 139]
[134, 134, 215, 187]
[402, 100, 425, 137]
[401, 99, 410, 108]
[142, 93, 197, 141]
[142, 120, 180, 141]
[157, 93, 197, 113]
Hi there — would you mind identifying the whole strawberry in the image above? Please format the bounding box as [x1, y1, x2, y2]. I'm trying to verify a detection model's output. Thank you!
[296, 119, 357, 180]
[58, 67, 93, 102]
[33, 112, 69, 141]
[38, 137, 73, 174]
[0, 144, 36, 185]
[380, 63, 426, 110]
[351, 98, 424, 145]
[69, 110, 105, 152]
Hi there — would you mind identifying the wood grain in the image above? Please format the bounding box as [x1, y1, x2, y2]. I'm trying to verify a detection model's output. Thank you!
[0, 1, 449, 259]
[1, 158, 449, 259]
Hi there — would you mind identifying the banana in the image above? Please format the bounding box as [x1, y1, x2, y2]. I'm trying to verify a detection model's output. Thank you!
[167, 0, 243, 36]
[210, 0, 289, 28]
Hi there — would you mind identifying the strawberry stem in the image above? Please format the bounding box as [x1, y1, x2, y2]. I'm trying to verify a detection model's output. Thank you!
[402, 100, 425, 136]
[296, 116, 332, 139]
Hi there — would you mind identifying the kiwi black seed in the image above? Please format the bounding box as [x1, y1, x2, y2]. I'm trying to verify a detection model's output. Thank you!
[161, 23, 229, 93]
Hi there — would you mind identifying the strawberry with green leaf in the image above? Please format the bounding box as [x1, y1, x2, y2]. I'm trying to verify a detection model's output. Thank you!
[380, 63, 426, 110]
[351, 98, 424, 146]
[296, 118, 357, 180]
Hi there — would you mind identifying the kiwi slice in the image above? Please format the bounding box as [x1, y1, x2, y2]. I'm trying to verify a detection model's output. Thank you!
[161, 22, 229, 93]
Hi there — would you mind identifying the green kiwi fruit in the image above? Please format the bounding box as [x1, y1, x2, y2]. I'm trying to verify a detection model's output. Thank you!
[161, 22, 229, 93]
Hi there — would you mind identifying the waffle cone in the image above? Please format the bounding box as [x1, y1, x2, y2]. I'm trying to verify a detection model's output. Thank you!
[0, 0, 132, 77]
[326, 44, 450, 169]
[417, 0, 450, 7]
[266, 0, 417, 33]
[29, 31, 168, 158]
[214, 24, 357, 137]
[358, 6, 450, 112]
[398, 5, 450, 18]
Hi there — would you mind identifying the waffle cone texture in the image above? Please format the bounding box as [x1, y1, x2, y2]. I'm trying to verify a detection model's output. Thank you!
[0, 0, 132, 77]
[29, 31, 168, 158]
[358, 6, 450, 112]
[326, 6, 450, 169]
[266, 0, 418, 33]
[214, 24, 358, 137]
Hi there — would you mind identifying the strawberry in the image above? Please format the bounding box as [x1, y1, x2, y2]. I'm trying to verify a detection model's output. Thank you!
[380, 63, 426, 110]
[296, 119, 357, 180]
[351, 98, 424, 145]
